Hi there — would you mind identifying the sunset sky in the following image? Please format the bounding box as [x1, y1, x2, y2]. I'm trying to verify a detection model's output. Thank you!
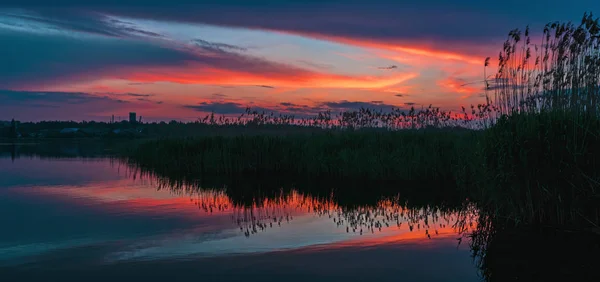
[1, 0, 598, 121]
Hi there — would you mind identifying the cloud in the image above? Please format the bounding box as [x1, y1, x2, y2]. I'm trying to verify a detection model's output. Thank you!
[1, 8, 421, 92]
[0, 89, 128, 106]
[296, 60, 334, 70]
[41, 1, 583, 40]
[0, 28, 200, 88]
[0, 8, 164, 39]
[321, 100, 400, 112]
[107, 18, 165, 38]
[15, 0, 592, 61]
[127, 82, 154, 85]
[183, 102, 249, 115]
[6, 1, 598, 78]
[126, 66, 418, 89]
[192, 38, 247, 52]
[182, 99, 408, 117]
[3, 10, 420, 90]
[255, 85, 275, 89]
[0, 89, 140, 121]
[125, 93, 153, 97]
[184, 101, 291, 115]
[438, 77, 488, 99]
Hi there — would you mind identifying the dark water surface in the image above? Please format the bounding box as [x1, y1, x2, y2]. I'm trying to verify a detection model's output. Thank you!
[0, 143, 481, 282]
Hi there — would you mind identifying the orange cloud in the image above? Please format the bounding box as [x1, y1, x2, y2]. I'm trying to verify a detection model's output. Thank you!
[126, 64, 419, 89]
[389, 46, 483, 65]
[438, 77, 482, 99]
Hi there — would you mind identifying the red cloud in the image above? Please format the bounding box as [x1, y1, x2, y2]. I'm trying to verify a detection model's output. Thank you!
[125, 64, 419, 89]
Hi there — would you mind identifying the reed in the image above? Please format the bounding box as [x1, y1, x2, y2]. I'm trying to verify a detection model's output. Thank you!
[126, 129, 479, 191]
[479, 12, 600, 228]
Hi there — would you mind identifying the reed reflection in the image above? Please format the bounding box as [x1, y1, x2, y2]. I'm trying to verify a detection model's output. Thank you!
[125, 160, 600, 280]
[126, 164, 478, 242]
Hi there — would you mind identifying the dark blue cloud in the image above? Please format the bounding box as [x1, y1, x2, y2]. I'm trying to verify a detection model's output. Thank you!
[0, 14, 317, 87]
[322, 100, 400, 112]
[183, 99, 408, 117]
[125, 93, 153, 97]
[0, 89, 125, 105]
[0, 29, 198, 87]
[0, 90, 136, 121]
[184, 102, 281, 115]
[6, 0, 599, 54]
[184, 102, 250, 115]
[192, 39, 247, 52]
[184, 102, 239, 114]
[0, 8, 163, 38]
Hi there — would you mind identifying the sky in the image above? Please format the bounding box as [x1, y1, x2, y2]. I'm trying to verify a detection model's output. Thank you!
[1, 0, 599, 121]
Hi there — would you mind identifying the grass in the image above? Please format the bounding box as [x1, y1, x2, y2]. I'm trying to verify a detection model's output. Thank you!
[129, 130, 473, 177]
[479, 112, 600, 227]
[126, 131, 476, 208]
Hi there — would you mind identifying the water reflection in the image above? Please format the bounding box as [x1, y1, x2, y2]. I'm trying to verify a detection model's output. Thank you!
[6, 146, 596, 281]
[0, 140, 119, 160]
[180, 189, 478, 240]
[125, 160, 600, 281]
[0, 155, 479, 266]
[119, 163, 479, 252]
[467, 212, 600, 281]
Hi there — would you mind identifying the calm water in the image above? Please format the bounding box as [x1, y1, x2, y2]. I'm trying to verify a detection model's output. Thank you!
[0, 144, 481, 281]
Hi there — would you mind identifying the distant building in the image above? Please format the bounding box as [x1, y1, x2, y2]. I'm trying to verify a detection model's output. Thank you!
[129, 112, 137, 123]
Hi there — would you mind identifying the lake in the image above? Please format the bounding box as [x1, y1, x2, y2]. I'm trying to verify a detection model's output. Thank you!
[0, 143, 482, 281]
